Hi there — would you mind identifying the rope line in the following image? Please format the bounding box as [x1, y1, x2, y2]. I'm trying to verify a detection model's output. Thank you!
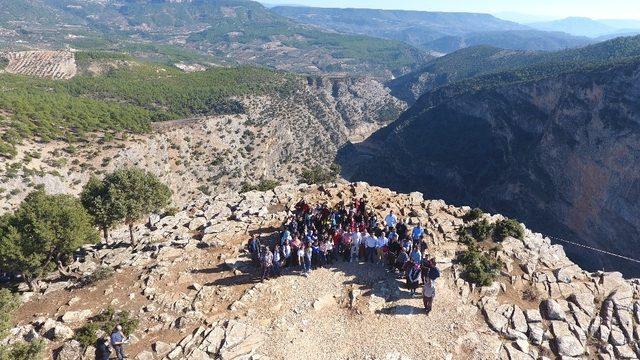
[547, 235, 640, 264]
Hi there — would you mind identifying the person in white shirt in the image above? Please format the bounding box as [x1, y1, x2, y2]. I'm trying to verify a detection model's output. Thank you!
[423, 277, 436, 315]
[282, 240, 292, 267]
[365, 232, 377, 263]
[385, 210, 398, 229]
[376, 233, 388, 263]
[350, 232, 361, 262]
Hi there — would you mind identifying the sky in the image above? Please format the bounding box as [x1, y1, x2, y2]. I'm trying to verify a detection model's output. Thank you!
[264, 0, 640, 21]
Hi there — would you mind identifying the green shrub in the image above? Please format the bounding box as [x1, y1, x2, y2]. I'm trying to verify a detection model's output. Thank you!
[240, 179, 280, 193]
[299, 164, 339, 185]
[82, 266, 115, 286]
[0, 289, 20, 337]
[0, 339, 44, 360]
[74, 307, 139, 349]
[197, 185, 211, 195]
[458, 232, 475, 246]
[463, 208, 484, 222]
[458, 244, 502, 286]
[494, 218, 524, 241]
[163, 207, 179, 217]
[74, 322, 100, 349]
[468, 219, 494, 241]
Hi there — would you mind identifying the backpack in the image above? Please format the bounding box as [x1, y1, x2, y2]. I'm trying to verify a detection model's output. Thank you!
[428, 267, 440, 280]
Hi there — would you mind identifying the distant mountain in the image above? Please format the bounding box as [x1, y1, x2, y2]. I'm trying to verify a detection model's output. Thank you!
[271, 6, 594, 54]
[492, 12, 559, 24]
[391, 35, 640, 103]
[339, 35, 640, 276]
[421, 30, 592, 54]
[0, 0, 429, 77]
[529, 17, 618, 38]
[387, 46, 539, 104]
[598, 19, 640, 30]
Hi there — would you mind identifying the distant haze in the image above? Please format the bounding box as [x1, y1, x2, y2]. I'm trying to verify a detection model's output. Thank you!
[262, 0, 640, 20]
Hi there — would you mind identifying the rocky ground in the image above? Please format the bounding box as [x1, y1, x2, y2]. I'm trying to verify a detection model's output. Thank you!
[3, 182, 639, 359]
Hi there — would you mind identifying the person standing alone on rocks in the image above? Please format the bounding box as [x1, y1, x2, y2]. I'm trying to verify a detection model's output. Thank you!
[260, 246, 273, 281]
[423, 277, 436, 315]
[110, 324, 127, 360]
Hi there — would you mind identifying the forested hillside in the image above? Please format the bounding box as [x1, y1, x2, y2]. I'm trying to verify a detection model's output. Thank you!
[0, 52, 297, 158]
[0, 0, 428, 77]
[390, 35, 640, 103]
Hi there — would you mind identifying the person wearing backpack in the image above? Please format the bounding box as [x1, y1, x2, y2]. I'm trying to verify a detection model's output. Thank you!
[428, 258, 440, 283]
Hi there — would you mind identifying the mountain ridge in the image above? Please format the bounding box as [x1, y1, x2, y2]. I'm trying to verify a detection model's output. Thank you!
[272, 6, 593, 53]
[339, 54, 640, 278]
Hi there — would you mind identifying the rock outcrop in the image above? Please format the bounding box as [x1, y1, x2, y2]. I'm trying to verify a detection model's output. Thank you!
[3, 182, 640, 359]
[340, 58, 640, 277]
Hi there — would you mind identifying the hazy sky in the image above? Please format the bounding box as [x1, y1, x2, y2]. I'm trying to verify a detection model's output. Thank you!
[265, 0, 640, 20]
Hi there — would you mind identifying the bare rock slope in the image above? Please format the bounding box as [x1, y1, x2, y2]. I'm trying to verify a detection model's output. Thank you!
[4, 182, 640, 359]
[0, 76, 405, 214]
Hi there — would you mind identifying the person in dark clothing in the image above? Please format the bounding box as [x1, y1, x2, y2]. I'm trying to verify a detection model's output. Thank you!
[248, 235, 261, 265]
[396, 219, 408, 240]
[95, 336, 111, 360]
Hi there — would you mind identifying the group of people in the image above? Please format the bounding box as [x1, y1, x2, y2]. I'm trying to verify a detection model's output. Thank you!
[95, 325, 128, 360]
[248, 198, 440, 314]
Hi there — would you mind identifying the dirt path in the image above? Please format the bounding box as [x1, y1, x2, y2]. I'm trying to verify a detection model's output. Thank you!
[234, 260, 503, 359]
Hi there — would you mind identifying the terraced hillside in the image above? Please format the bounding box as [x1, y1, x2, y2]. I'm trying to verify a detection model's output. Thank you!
[3, 50, 77, 79]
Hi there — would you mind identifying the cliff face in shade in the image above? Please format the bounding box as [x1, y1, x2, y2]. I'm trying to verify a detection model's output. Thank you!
[339, 60, 640, 276]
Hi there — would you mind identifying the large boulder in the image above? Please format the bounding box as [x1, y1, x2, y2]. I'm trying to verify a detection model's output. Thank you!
[541, 299, 566, 321]
[56, 340, 83, 360]
[61, 309, 93, 323]
[42, 319, 74, 340]
[555, 336, 584, 357]
[218, 320, 265, 360]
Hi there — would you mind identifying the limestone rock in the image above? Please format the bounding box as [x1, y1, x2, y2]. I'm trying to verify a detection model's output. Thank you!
[541, 299, 566, 321]
[218, 320, 265, 360]
[554, 336, 584, 357]
[42, 319, 74, 340]
[511, 305, 528, 333]
[154, 341, 173, 355]
[57, 340, 83, 360]
[524, 309, 542, 323]
[61, 309, 93, 323]
[136, 350, 155, 360]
